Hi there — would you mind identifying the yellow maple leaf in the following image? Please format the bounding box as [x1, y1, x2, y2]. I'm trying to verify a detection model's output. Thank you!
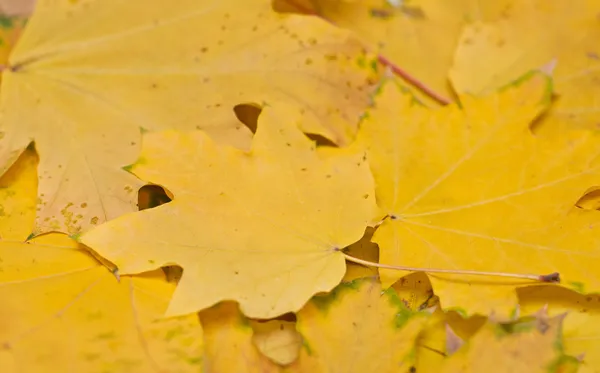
[519, 286, 600, 373]
[280, 0, 515, 103]
[0, 234, 203, 373]
[285, 278, 428, 373]
[0, 0, 377, 235]
[80, 107, 376, 319]
[359, 71, 600, 316]
[440, 312, 577, 373]
[200, 302, 280, 373]
[450, 0, 600, 132]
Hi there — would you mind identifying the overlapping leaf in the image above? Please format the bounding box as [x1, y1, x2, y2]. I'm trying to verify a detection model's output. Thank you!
[519, 286, 600, 373]
[80, 107, 376, 319]
[0, 145, 36, 240]
[0, 0, 377, 235]
[0, 234, 203, 373]
[200, 303, 280, 372]
[279, 0, 517, 104]
[440, 312, 577, 372]
[359, 72, 600, 316]
[285, 278, 428, 373]
[450, 0, 600, 133]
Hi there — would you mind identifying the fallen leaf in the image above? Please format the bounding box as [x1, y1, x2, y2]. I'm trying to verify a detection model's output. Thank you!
[0, 233, 204, 373]
[0, 0, 377, 235]
[286, 278, 428, 373]
[414, 309, 486, 372]
[0, 144, 36, 240]
[518, 285, 600, 373]
[359, 72, 600, 316]
[200, 302, 280, 373]
[342, 226, 379, 282]
[450, 0, 600, 132]
[392, 271, 435, 311]
[251, 319, 302, 365]
[282, 0, 514, 103]
[80, 106, 376, 319]
[440, 312, 576, 373]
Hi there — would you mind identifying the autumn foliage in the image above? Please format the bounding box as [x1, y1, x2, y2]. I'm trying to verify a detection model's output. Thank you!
[0, 0, 599, 372]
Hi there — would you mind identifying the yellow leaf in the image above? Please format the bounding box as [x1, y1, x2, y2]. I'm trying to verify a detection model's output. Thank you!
[80, 107, 376, 319]
[0, 144, 36, 240]
[200, 302, 280, 373]
[392, 271, 436, 311]
[285, 0, 513, 103]
[251, 319, 302, 366]
[359, 72, 600, 316]
[0, 234, 204, 372]
[286, 278, 428, 373]
[518, 286, 600, 373]
[342, 226, 379, 282]
[0, 0, 377, 235]
[414, 309, 488, 372]
[450, 1, 600, 131]
[440, 312, 574, 373]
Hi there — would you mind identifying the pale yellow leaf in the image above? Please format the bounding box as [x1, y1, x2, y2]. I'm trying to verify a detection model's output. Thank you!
[80, 106, 376, 319]
[251, 319, 302, 366]
[0, 0, 376, 235]
[200, 302, 280, 373]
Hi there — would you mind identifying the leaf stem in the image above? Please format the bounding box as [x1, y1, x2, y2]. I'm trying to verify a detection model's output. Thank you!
[341, 253, 560, 283]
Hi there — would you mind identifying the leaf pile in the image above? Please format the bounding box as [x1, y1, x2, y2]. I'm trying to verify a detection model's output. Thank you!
[1, 0, 600, 372]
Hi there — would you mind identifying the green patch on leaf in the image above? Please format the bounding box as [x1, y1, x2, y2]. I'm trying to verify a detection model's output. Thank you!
[383, 287, 414, 329]
[567, 281, 585, 293]
[311, 278, 363, 313]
